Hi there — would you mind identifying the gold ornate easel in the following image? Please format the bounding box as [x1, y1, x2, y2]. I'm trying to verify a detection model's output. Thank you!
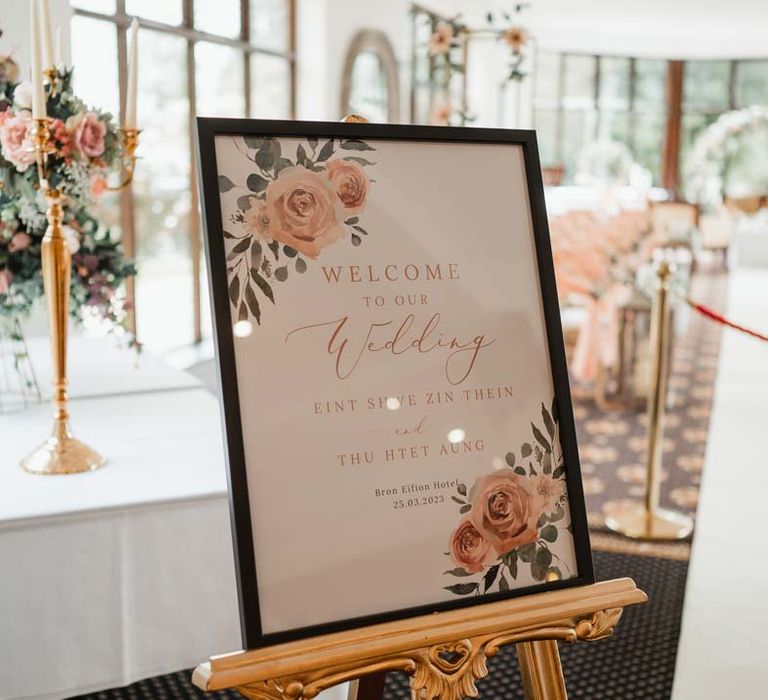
[193, 578, 646, 700]
[195, 114, 646, 699]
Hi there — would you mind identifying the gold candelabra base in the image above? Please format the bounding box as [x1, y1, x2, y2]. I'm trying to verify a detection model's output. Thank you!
[21, 417, 105, 475]
[603, 501, 694, 541]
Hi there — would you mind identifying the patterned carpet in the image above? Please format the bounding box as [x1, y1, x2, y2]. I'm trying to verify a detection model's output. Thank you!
[68, 269, 727, 700]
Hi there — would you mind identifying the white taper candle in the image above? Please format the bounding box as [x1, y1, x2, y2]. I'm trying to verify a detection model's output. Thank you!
[125, 18, 139, 128]
[30, 0, 47, 120]
[55, 27, 64, 68]
[40, 0, 55, 70]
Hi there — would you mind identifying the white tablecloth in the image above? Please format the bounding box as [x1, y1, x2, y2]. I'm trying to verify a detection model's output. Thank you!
[0, 338, 241, 699]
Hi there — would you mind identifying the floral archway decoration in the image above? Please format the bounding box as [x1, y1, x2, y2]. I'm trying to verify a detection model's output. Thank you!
[684, 105, 768, 209]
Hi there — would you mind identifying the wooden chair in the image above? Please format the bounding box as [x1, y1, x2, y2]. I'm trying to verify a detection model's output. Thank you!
[648, 200, 700, 242]
[699, 208, 734, 269]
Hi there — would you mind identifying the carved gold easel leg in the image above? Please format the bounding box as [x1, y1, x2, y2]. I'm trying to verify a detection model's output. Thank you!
[516, 640, 567, 700]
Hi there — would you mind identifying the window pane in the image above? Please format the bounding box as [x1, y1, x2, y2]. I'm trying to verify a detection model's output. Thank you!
[598, 57, 630, 110]
[71, 15, 119, 117]
[736, 60, 768, 107]
[633, 112, 664, 185]
[598, 110, 629, 144]
[250, 53, 290, 118]
[534, 51, 560, 107]
[70, 16, 122, 242]
[346, 51, 390, 123]
[195, 0, 241, 38]
[683, 60, 730, 112]
[562, 55, 596, 110]
[125, 0, 182, 26]
[133, 30, 193, 351]
[250, 0, 289, 52]
[72, 0, 115, 12]
[195, 43, 246, 117]
[534, 109, 559, 166]
[634, 59, 667, 109]
[561, 110, 597, 183]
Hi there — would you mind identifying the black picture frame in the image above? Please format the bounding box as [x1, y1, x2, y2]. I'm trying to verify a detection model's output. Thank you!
[195, 117, 594, 651]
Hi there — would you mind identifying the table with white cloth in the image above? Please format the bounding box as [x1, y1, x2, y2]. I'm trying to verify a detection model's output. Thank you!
[0, 336, 241, 700]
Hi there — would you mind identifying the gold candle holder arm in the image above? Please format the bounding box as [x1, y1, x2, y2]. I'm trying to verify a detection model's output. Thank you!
[106, 127, 140, 191]
[31, 117, 53, 185]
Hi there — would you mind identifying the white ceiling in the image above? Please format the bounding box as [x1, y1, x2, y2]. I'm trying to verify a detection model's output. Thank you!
[432, 0, 768, 59]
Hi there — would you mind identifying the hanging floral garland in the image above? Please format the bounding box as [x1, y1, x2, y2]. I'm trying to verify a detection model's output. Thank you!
[485, 4, 531, 83]
[424, 14, 469, 126]
[684, 105, 768, 209]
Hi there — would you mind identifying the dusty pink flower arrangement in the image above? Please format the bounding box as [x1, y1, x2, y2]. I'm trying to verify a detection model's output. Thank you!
[220, 135, 376, 325]
[444, 401, 573, 596]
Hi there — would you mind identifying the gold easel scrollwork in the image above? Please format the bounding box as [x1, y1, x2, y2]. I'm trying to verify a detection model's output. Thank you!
[194, 580, 645, 700]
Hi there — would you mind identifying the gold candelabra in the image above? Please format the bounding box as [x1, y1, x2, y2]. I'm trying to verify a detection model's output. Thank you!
[20, 109, 140, 475]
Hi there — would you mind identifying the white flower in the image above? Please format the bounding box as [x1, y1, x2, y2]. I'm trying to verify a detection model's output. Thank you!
[62, 225, 81, 254]
[13, 81, 33, 111]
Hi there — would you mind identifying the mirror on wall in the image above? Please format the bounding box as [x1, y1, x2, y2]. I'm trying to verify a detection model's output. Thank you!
[340, 30, 399, 123]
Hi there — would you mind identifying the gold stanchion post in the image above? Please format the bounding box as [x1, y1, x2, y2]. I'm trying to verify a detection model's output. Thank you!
[604, 259, 694, 539]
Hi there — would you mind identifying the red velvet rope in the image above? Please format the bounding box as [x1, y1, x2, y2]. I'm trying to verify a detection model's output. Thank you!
[685, 297, 768, 342]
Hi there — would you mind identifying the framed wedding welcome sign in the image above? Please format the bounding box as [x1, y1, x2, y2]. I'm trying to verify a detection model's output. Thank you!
[196, 119, 594, 650]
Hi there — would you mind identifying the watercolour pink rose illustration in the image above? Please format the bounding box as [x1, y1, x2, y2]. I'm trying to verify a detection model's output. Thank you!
[0, 111, 35, 172]
[471, 471, 538, 555]
[220, 135, 376, 326]
[326, 159, 368, 216]
[449, 518, 495, 574]
[444, 401, 574, 597]
[73, 112, 106, 158]
[266, 165, 346, 259]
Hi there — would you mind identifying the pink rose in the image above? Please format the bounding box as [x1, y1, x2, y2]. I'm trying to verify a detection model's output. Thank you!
[8, 232, 32, 252]
[0, 111, 35, 172]
[449, 517, 495, 574]
[266, 165, 346, 259]
[471, 471, 538, 555]
[73, 112, 106, 158]
[326, 159, 368, 215]
[0, 268, 13, 295]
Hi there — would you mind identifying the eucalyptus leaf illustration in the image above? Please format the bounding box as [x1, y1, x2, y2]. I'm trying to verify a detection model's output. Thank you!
[316, 139, 335, 162]
[246, 173, 269, 193]
[444, 582, 479, 596]
[218, 175, 236, 193]
[341, 139, 376, 151]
